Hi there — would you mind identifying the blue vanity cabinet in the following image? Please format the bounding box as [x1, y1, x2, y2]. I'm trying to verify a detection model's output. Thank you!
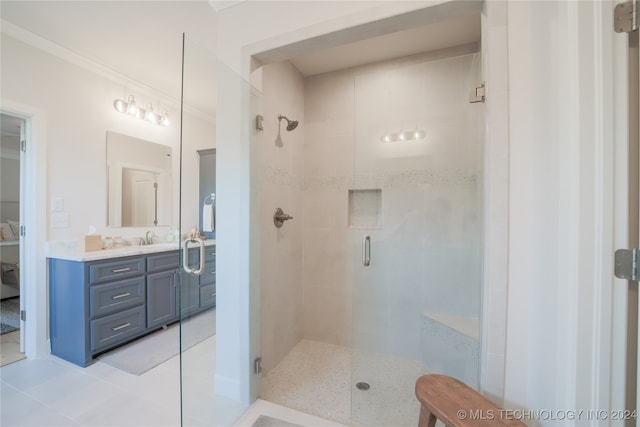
[49, 245, 215, 367]
[49, 255, 146, 367]
[146, 252, 179, 329]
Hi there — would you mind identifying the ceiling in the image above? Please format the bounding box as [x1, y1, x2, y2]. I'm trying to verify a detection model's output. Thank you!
[0, 1, 480, 114]
[290, 13, 480, 77]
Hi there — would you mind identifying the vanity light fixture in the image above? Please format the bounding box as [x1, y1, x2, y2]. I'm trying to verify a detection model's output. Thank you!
[381, 129, 426, 143]
[113, 95, 170, 127]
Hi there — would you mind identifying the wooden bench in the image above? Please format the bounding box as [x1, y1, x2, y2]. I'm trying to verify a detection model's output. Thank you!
[415, 374, 526, 427]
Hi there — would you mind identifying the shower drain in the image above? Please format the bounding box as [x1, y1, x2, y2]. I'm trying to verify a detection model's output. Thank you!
[355, 382, 371, 391]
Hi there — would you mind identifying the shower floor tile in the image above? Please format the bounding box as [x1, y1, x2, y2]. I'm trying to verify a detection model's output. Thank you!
[261, 340, 428, 427]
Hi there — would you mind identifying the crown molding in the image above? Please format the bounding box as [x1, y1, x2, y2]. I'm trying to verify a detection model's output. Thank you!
[0, 20, 215, 125]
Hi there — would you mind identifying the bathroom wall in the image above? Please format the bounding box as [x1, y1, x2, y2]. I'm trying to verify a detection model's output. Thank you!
[301, 43, 482, 353]
[260, 61, 305, 373]
[0, 33, 213, 242]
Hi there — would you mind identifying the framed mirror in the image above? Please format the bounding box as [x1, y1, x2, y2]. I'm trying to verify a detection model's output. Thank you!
[106, 131, 172, 227]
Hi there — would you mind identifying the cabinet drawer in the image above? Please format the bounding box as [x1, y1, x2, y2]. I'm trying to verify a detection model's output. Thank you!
[89, 257, 145, 284]
[189, 246, 215, 264]
[147, 252, 179, 273]
[200, 284, 216, 309]
[199, 262, 216, 286]
[90, 277, 145, 318]
[90, 305, 145, 353]
[204, 246, 216, 264]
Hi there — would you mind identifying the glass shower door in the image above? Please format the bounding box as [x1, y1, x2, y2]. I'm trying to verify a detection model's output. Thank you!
[178, 34, 262, 426]
[350, 53, 484, 427]
[177, 34, 219, 427]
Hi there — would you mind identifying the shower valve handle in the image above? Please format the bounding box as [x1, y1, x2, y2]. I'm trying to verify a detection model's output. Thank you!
[273, 208, 294, 228]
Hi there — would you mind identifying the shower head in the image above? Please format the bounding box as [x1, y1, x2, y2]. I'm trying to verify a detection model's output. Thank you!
[278, 114, 298, 131]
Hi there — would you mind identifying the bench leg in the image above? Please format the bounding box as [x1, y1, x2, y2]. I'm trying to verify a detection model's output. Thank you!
[418, 405, 437, 427]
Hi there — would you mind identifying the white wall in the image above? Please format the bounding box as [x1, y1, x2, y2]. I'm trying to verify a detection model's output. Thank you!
[502, 0, 619, 418]
[0, 32, 214, 355]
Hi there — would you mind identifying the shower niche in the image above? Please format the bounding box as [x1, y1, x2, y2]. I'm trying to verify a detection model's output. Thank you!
[348, 189, 382, 229]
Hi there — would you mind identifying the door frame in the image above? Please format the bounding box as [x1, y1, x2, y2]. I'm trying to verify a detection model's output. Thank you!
[612, 1, 637, 418]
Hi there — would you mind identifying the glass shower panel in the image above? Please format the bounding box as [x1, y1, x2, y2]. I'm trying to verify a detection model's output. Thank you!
[178, 35, 262, 426]
[350, 53, 484, 427]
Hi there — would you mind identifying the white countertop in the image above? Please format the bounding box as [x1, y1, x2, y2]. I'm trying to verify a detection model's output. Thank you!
[47, 239, 215, 262]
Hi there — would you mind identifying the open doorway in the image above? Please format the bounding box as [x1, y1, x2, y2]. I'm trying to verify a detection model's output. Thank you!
[0, 112, 25, 366]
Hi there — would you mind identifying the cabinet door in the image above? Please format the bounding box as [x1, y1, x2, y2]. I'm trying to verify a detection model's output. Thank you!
[147, 270, 177, 329]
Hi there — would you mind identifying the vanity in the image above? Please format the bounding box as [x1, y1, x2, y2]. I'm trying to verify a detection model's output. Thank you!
[48, 242, 216, 367]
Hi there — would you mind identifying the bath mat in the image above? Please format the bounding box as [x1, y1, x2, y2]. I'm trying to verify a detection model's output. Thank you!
[0, 297, 20, 335]
[98, 308, 215, 375]
[251, 416, 303, 427]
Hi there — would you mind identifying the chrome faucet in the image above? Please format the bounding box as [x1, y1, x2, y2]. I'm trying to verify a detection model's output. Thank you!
[145, 231, 156, 245]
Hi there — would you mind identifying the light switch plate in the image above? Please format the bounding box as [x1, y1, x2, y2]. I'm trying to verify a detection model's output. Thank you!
[51, 213, 69, 228]
[51, 197, 63, 212]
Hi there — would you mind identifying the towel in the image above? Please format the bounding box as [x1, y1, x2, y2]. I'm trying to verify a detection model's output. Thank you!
[203, 203, 215, 232]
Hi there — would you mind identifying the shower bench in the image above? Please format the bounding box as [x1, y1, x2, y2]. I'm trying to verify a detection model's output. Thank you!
[415, 374, 525, 427]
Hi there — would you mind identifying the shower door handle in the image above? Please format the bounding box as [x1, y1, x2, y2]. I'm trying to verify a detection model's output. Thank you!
[182, 236, 205, 275]
[363, 235, 371, 267]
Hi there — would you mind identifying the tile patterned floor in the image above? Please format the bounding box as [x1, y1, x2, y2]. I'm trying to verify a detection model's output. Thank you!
[1, 337, 419, 427]
[261, 340, 428, 427]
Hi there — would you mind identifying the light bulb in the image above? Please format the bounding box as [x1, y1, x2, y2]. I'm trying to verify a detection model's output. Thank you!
[114, 99, 127, 113]
[126, 96, 138, 116]
[161, 111, 170, 127]
[145, 105, 158, 124]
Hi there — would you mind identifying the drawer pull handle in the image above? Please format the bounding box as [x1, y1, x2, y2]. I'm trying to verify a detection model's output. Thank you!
[112, 322, 131, 331]
[112, 292, 131, 300]
[112, 267, 131, 273]
[210, 293, 215, 296]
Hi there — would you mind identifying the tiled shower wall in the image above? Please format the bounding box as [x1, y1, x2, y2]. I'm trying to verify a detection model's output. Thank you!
[301, 43, 482, 353]
[260, 61, 305, 374]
